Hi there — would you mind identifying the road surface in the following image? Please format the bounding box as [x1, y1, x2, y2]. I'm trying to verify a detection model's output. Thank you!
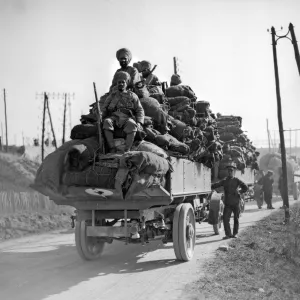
[0, 198, 287, 300]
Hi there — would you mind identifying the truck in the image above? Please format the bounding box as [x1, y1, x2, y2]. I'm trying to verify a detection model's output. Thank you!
[32, 155, 255, 262]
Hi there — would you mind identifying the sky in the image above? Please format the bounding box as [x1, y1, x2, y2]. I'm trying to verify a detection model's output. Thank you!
[0, 0, 300, 148]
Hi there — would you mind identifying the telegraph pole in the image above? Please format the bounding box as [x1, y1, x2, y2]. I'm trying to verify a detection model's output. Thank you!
[45, 97, 57, 149]
[289, 23, 300, 76]
[266, 119, 271, 152]
[3, 89, 8, 152]
[62, 93, 67, 144]
[173, 57, 178, 74]
[41, 93, 47, 161]
[271, 26, 290, 222]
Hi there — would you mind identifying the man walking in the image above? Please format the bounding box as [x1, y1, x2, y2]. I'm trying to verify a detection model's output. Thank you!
[212, 162, 248, 239]
[259, 170, 275, 209]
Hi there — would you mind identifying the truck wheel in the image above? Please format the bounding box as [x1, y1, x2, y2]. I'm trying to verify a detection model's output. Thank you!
[173, 203, 196, 262]
[75, 220, 105, 261]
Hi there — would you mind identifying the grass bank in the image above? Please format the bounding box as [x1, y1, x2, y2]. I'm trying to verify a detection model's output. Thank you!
[186, 203, 300, 300]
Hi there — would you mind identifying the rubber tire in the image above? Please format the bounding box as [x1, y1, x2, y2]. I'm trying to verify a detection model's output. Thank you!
[75, 220, 105, 261]
[173, 203, 196, 262]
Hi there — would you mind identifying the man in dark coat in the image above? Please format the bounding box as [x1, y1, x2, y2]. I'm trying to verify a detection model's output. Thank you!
[259, 170, 274, 209]
[212, 162, 248, 239]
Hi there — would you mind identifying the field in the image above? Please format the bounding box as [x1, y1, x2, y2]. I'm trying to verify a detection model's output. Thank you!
[0, 151, 73, 240]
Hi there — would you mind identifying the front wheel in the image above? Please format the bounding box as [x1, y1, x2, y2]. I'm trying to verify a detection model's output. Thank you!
[75, 220, 105, 261]
[173, 203, 196, 262]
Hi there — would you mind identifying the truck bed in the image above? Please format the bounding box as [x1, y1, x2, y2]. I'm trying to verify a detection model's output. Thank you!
[32, 157, 212, 211]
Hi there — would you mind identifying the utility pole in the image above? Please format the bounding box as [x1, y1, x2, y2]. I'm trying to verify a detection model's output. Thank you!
[45, 97, 57, 149]
[62, 93, 67, 144]
[173, 57, 178, 74]
[266, 119, 271, 152]
[41, 93, 47, 161]
[3, 89, 8, 152]
[289, 23, 300, 76]
[271, 26, 290, 222]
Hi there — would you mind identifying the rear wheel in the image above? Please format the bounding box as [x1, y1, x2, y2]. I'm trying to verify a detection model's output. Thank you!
[173, 203, 196, 261]
[75, 220, 105, 261]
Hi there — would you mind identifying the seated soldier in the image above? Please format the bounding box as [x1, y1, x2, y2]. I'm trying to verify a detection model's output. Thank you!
[110, 48, 141, 92]
[140, 60, 161, 86]
[103, 71, 145, 153]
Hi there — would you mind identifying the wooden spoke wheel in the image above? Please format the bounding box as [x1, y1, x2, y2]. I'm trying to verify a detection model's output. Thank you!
[75, 220, 105, 261]
[173, 203, 196, 262]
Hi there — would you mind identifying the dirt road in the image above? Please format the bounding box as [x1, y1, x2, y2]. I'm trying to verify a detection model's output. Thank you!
[0, 198, 286, 300]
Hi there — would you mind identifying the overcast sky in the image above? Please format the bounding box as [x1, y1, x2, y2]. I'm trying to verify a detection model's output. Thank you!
[0, 0, 299, 148]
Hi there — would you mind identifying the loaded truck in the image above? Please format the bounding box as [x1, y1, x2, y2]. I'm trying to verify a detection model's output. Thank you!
[32, 151, 255, 262]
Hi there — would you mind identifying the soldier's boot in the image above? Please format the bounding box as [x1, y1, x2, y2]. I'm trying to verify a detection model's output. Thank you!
[124, 132, 136, 152]
[104, 130, 116, 153]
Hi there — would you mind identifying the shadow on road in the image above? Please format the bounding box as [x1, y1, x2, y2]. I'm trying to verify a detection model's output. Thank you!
[0, 232, 182, 300]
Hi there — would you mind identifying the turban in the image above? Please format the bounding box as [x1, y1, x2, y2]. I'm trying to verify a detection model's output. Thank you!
[113, 71, 131, 83]
[116, 48, 132, 62]
[140, 60, 152, 71]
[170, 74, 182, 86]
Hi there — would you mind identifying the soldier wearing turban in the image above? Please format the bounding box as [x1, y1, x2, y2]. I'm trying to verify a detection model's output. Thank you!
[140, 60, 161, 86]
[110, 48, 141, 91]
[103, 71, 145, 153]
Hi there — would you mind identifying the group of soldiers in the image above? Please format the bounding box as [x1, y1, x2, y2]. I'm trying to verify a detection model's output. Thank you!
[101, 48, 162, 153]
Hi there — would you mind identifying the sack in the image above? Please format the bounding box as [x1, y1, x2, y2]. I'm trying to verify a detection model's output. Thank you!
[170, 98, 191, 112]
[70, 124, 97, 140]
[144, 127, 161, 142]
[195, 101, 210, 114]
[125, 173, 163, 200]
[62, 165, 117, 189]
[168, 96, 190, 107]
[165, 85, 197, 100]
[169, 119, 193, 141]
[155, 133, 190, 154]
[148, 85, 164, 95]
[140, 97, 169, 134]
[35, 137, 99, 192]
[135, 141, 169, 159]
[150, 93, 166, 104]
[134, 84, 150, 99]
[120, 151, 170, 175]
[219, 132, 235, 142]
[221, 126, 243, 135]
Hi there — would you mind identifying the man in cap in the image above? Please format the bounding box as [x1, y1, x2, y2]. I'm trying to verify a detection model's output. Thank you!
[110, 48, 141, 91]
[140, 60, 161, 86]
[258, 170, 275, 209]
[211, 161, 248, 239]
[102, 71, 144, 153]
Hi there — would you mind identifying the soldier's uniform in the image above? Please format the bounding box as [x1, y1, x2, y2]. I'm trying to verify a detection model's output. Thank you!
[102, 89, 144, 152]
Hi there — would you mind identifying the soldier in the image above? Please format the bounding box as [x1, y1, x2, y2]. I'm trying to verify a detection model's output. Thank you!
[258, 170, 275, 209]
[110, 48, 141, 91]
[102, 71, 144, 153]
[212, 162, 248, 239]
[140, 60, 161, 86]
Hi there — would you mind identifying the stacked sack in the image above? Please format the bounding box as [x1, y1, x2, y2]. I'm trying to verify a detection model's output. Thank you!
[216, 114, 259, 179]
